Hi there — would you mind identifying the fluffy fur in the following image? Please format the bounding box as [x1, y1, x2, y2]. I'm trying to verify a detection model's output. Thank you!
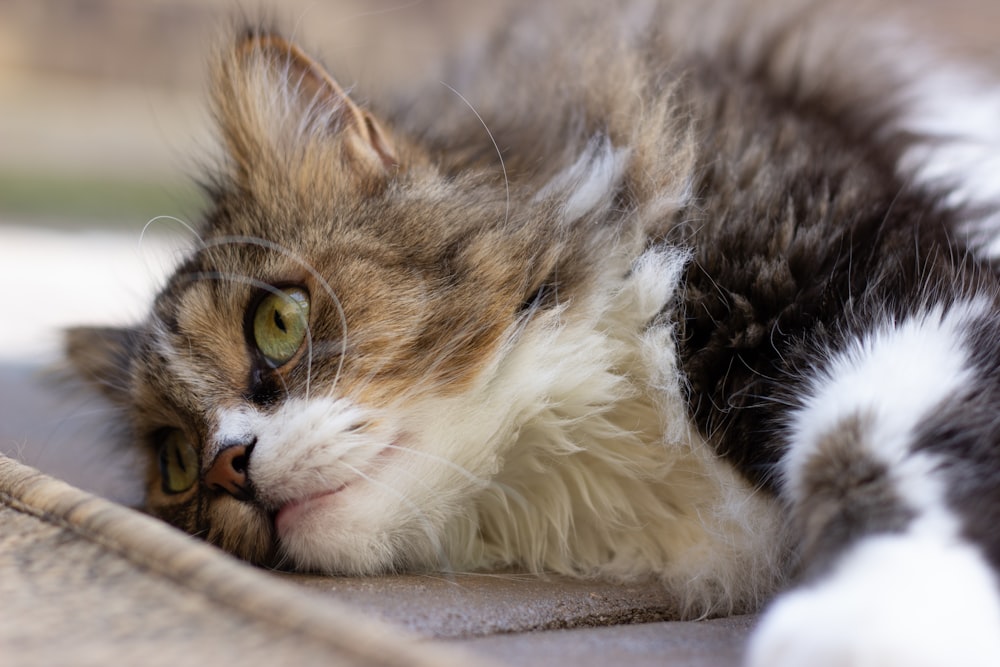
[66, 1, 1000, 661]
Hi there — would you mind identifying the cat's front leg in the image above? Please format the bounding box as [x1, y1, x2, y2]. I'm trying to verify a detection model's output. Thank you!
[747, 301, 1000, 667]
[747, 531, 1000, 667]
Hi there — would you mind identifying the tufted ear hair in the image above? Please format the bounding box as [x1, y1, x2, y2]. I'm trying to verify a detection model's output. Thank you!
[64, 326, 141, 405]
[213, 30, 398, 185]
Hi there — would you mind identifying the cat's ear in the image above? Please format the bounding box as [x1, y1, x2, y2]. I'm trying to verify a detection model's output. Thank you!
[216, 31, 398, 181]
[64, 326, 140, 405]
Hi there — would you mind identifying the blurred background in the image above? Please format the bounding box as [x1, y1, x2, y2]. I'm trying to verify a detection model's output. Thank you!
[0, 0, 511, 231]
[0, 0, 997, 500]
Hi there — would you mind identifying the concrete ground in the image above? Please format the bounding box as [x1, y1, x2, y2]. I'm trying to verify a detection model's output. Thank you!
[289, 572, 753, 666]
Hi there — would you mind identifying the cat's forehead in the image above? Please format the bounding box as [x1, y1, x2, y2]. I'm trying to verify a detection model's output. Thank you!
[146, 279, 250, 386]
[154, 247, 261, 325]
[211, 178, 503, 249]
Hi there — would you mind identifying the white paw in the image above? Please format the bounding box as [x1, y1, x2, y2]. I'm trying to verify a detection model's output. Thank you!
[745, 534, 1000, 667]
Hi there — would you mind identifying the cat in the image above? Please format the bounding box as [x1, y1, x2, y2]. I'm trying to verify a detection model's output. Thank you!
[65, 1, 1000, 664]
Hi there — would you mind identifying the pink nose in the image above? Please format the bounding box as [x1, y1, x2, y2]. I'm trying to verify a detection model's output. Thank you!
[204, 440, 255, 501]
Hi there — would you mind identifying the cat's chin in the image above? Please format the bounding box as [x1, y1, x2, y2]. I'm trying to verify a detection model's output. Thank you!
[274, 486, 347, 539]
[270, 479, 408, 575]
[272, 487, 367, 573]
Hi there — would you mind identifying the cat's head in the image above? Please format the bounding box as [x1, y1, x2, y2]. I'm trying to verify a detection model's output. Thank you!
[66, 31, 644, 573]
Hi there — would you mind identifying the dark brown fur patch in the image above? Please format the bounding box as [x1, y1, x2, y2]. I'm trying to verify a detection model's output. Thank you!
[793, 413, 914, 579]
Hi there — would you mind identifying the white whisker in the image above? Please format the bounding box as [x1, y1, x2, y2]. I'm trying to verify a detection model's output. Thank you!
[382, 443, 486, 487]
[139, 214, 202, 250]
[440, 81, 510, 228]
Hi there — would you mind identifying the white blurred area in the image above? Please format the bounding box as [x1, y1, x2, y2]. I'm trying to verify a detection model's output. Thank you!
[0, 224, 189, 362]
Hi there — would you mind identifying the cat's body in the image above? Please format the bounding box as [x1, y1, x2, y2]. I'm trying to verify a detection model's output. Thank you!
[68, 2, 1000, 664]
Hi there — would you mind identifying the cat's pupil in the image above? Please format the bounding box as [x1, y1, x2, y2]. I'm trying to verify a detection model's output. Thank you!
[273, 310, 287, 333]
[173, 444, 187, 472]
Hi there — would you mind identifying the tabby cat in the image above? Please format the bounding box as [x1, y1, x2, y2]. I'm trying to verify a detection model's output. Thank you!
[67, 1, 1000, 664]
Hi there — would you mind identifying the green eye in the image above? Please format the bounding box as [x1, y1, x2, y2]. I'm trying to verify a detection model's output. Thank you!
[252, 287, 310, 366]
[157, 429, 199, 494]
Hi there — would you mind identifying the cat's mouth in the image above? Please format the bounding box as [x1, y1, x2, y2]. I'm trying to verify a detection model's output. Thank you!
[273, 486, 348, 537]
[270, 442, 399, 538]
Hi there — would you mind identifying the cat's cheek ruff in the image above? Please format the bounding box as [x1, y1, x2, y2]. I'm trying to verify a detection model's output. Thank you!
[430, 245, 787, 615]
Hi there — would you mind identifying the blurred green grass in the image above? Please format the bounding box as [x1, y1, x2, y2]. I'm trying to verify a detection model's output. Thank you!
[0, 170, 206, 228]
